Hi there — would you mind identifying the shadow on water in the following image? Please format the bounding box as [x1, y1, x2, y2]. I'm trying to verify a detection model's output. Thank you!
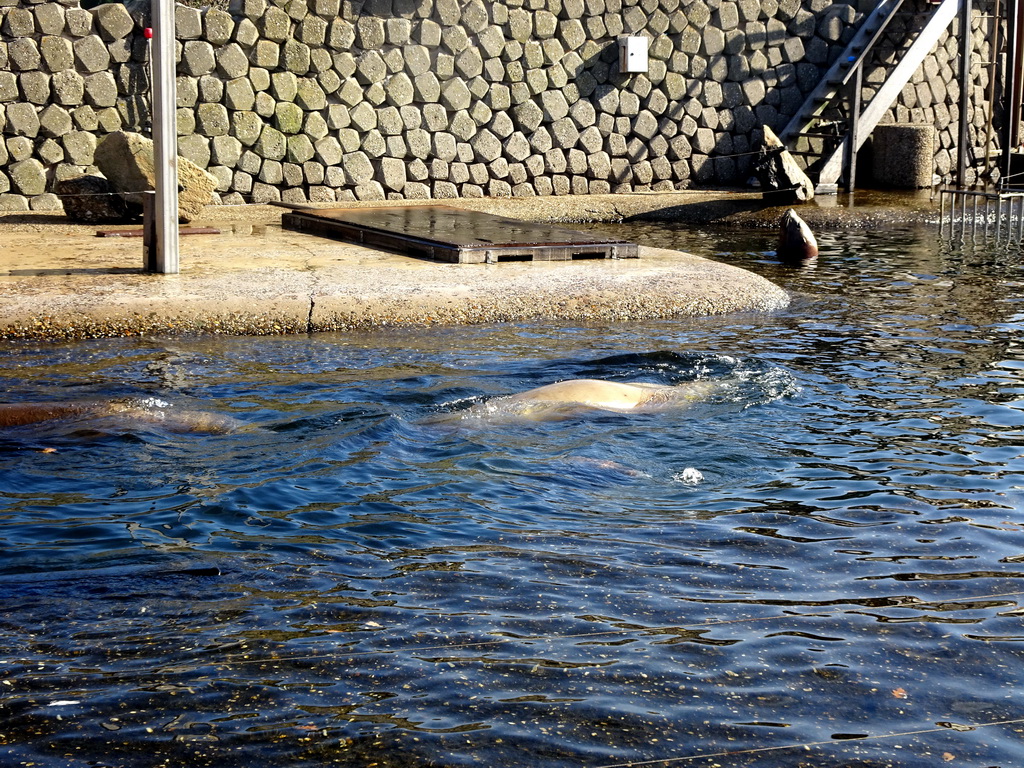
[1, 222, 1024, 767]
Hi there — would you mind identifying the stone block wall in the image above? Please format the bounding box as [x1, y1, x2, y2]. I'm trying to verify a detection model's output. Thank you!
[0, 0, 1004, 210]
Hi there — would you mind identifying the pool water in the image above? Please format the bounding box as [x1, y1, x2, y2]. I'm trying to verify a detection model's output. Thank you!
[2, 215, 1024, 768]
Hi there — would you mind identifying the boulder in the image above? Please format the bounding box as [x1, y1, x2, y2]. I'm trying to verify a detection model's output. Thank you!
[93, 130, 217, 222]
[55, 175, 139, 223]
[753, 124, 814, 201]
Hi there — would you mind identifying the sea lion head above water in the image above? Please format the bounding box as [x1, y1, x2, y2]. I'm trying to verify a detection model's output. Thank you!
[776, 208, 818, 263]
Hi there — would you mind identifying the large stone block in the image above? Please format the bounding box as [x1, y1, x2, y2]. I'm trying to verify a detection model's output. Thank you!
[175, 4, 203, 39]
[342, 150, 373, 184]
[61, 130, 96, 165]
[550, 117, 578, 148]
[282, 38, 311, 74]
[3, 8, 34, 37]
[273, 102, 303, 134]
[314, 135, 342, 165]
[235, 16, 259, 47]
[197, 103, 230, 136]
[211, 134, 243, 166]
[203, 7, 235, 45]
[539, 89, 569, 121]
[83, 71, 117, 108]
[9, 38, 40, 72]
[93, 130, 218, 221]
[872, 123, 934, 189]
[327, 18, 355, 50]
[286, 133, 315, 163]
[37, 103, 71, 138]
[40, 36, 74, 72]
[95, 2, 135, 40]
[5, 102, 39, 137]
[224, 78, 255, 111]
[295, 77, 326, 109]
[304, 162, 326, 185]
[229, 111, 261, 147]
[178, 134, 211, 169]
[250, 40, 279, 69]
[303, 111, 329, 141]
[254, 123, 287, 159]
[259, 6, 291, 42]
[237, 149, 261, 174]
[199, 73, 224, 102]
[347, 101, 375, 132]
[440, 78, 471, 111]
[181, 40, 216, 76]
[177, 106, 196, 136]
[251, 181, 281, 202]
[355, 50, 386, 84]
[65, 8, 93, 37]
[17, 71, 47, 106]
[406, 72, 438, 103]
[8, 158, 45, 195]
[216, 43, 250, 80]
[57, 174, 134, 222]
[297, 14, 326, 46]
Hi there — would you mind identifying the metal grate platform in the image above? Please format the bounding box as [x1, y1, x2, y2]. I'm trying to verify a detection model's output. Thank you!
[281, 205, 639, 264]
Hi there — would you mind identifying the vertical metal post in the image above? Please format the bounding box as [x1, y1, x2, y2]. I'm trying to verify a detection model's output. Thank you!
[1003, 0, 1023, 181]
[150, 0, 179, 273]
[957, 0, 973, 186]
[940, 189, 947, 237]
[142, 191, 156, 270]
[984, 0, 1001, 176]
[845, 65, 863, 192]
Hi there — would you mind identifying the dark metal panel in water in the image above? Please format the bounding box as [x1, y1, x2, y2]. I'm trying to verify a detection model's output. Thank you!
[281, 205, 639, 263]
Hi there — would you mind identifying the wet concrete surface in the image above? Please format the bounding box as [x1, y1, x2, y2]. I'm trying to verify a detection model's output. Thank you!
[0, 189, 939, 341]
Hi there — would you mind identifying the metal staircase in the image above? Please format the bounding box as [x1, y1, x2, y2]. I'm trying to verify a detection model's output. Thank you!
[779, 0, 964, 193]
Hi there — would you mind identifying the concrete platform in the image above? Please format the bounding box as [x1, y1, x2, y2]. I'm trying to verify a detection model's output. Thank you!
[0, 189, 910, 342]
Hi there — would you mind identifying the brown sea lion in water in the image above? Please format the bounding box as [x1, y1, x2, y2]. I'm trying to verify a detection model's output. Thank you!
[776, 208, 818, 263]
[459, 378, 727, 422]
[0, 398, 244, 434]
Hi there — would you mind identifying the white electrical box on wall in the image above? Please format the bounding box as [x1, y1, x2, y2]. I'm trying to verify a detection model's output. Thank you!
[618, 36, 648, 74]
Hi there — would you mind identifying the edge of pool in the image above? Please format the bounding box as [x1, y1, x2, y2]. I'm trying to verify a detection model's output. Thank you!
[0, 189, 939, 342]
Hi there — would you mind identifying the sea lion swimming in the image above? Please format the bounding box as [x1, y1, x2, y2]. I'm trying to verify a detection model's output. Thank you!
[776, 208, 818, 263]
[455, 377, 728, 422]
[0, 398, 245, 434]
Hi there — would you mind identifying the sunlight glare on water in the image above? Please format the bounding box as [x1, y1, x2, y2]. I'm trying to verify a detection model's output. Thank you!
[1, 219, 1024, 768]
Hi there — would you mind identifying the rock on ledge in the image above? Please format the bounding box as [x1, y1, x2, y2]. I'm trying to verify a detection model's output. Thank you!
[92, 131, 218, 223]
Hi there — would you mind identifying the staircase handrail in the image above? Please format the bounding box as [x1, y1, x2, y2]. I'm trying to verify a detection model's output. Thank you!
[817, 0, 964, 186]
[779, 0, 907, 144]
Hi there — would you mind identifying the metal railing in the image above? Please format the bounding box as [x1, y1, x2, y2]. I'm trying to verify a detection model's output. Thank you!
[939, 186, 1024, 243]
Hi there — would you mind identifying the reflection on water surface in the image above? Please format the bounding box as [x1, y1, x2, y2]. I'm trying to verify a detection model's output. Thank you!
[2, 218, 1024, 768]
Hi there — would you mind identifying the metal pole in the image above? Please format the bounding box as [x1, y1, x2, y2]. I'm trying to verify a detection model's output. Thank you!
[1003, 0, 1022, 181]
[940, 189, 947, 236]
[846, 65, 863, 192]
[958, 0, 973, 186]
[150, 0, 179, 274]
[984, 0, 1001, 177]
